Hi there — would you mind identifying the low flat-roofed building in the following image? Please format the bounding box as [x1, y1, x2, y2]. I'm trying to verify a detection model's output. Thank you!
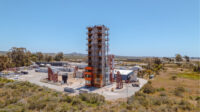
[36, 62, 68, 66]
[114, 69, 137, 82]
[131, 66, 143, 71]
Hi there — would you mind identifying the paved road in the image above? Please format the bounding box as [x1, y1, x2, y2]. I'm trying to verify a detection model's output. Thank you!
[93, 78, 148, 100]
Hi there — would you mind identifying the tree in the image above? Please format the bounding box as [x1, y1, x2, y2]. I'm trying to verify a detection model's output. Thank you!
[163, 57, 172, 63]
[184, 56, 190, 62]
[138, 71, 145, 78]
[146, 70, 152, 76]
[7, 47, 32, 67]
[0, 56, 11, 71]
[193, 63, 200, 73]
[44, 54, 53, 62]
[54, 52, 64, 61]
[175, 54, 183, 62]
[153, 58, 162, 65]
[25, 51, 32, 66]
[31, 54, 38, 62]
[36, 52, 44, 62]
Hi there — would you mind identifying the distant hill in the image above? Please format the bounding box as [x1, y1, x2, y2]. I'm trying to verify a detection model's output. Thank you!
[0, 51, 7, 55]
[0, 51, 87, 57]
[0, 51, 199, 59]
[42, 52, 87, 57]
[64, 52, 87, 57]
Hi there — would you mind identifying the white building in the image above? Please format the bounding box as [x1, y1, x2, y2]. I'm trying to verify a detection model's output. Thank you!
[114, 69, 137, 82]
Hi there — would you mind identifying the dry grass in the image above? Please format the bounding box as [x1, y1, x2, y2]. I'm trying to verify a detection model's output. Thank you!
[151, 65, 200, 109]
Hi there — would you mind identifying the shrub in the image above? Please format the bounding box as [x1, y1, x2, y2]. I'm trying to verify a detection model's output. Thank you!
[147, 81, 152, 84]
[195, 96, 200, 101]
[162, 97, 173, 105]
[0, 83, 4, 88]
[71, 97, 81, 106]
[0, 78, 14, 83]
[79, 93, 105, 105]
[159, 92, 167, 97]
[126, 105, 133, 110]
[60, 95, 72, 103]
[179, 100, 194, 111]
[193, 64, 200, 73]
[133, 93, 150, 107]
[0, 104, 25, 112]
[156, 87, 165, 92]
[174, 87, 185, 97]
[128, 92, 146, 103]
[171, 76, 177, 80]
[143, 83, 155, 94]
[152, 97, 162, 106]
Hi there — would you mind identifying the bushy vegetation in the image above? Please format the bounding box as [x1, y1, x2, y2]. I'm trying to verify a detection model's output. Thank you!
[0, 56, 11, 71]
[142, 82, 156, 94]
[79, 93, 105, 105]
[143, 57, 164, 77]
[174, 86, 185, 97]
[0, 78, 105, 112]
[127, 90, 182, 112]
[170, 75, 177, 80]
[124, 83, 198, 112]
[193, 63, 200, 73]
[0, 47, 65, 72]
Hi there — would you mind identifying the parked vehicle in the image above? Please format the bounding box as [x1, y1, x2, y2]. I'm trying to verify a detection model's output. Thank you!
[149, 74, 154, 79]
[79, 89, 89, 94]
[64, 87, 75, 93]
[132, 82, 140, 87]
[21, 71, 28, 74]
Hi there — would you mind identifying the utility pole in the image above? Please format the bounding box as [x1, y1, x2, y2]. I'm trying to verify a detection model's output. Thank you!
[127, 82, 129, 103]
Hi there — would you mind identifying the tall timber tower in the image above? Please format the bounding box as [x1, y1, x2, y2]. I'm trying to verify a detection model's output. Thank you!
[84, 25, 110, 88]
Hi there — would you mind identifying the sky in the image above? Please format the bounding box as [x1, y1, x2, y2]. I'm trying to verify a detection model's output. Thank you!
[0, 0, 199, 57]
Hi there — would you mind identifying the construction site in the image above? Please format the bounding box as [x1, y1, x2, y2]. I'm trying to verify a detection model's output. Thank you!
[0, 25, 147, 100]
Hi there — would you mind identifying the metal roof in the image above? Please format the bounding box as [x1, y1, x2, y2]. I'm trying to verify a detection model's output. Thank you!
[114, 69, 133, 75]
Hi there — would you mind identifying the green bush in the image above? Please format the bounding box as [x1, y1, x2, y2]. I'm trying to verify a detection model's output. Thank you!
[170, 75, 177, 80]
[0, 78, 14, 83]
[0, 104, 25, 112]
[79, 93, 105, 105]
[60, 95, 72, 103]
[126, 105, 133, 110]
[143, 83, 156, 94]
[174, 87, 185, 97]
[159, 92, 167, 97]
[71, 97, 82, 106]
[156, 87, 165, 92]
[128, 91, 146, 104]
[132, 92, 150, 107]
[179, 100, 194, 111]
[152, 97, 162, 106]
[196, 96, 200, 101]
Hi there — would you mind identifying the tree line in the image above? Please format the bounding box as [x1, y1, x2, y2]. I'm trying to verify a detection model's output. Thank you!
[138, 54, 198, 78]
[0, 47, 64, 71]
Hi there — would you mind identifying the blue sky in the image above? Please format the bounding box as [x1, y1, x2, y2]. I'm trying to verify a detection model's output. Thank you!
[0, 0, 199, 57]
